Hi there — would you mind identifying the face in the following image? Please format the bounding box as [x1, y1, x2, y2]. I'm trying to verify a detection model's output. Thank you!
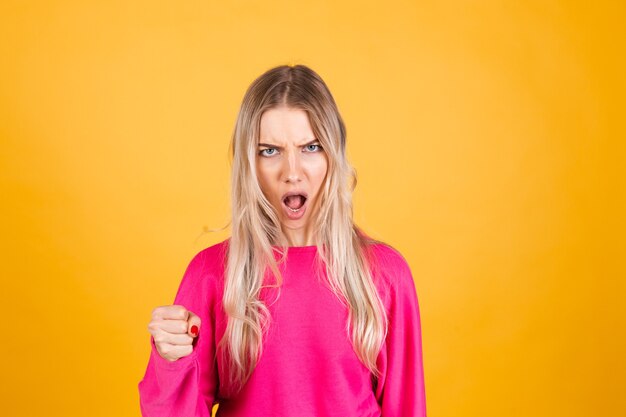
[256, 107, 328, 240]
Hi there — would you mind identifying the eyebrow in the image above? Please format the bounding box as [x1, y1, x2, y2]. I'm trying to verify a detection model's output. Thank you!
[257, 139, 319, 148]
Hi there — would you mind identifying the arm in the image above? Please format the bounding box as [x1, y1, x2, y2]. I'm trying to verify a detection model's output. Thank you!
[138, 250, 219, 417]
[375, 255, 427, 417]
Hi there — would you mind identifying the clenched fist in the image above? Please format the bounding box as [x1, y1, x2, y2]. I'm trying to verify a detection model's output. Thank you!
[148, 305, 201, 362]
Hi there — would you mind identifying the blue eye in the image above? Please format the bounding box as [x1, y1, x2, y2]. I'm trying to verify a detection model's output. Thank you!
[259, 148, 277, 156]
[305, 144, 322, 152]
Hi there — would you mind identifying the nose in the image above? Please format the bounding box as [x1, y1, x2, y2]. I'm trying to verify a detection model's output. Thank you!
[283, 149, 302, 183]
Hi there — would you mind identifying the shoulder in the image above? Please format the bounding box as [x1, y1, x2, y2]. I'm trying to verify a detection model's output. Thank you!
[189, 239, 229, 273]
[366, 241, 412, 277]
[181, 238, 229, 285]
[174, 238, 229, 304]
[363, 240, 416, 298]
[191, 238, 229, 270]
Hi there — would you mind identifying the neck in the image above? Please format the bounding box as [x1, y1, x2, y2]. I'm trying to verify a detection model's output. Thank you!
[282, 227, 315, 247]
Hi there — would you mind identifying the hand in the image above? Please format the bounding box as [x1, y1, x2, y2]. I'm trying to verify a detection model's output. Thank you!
[147, 305, 201, 362]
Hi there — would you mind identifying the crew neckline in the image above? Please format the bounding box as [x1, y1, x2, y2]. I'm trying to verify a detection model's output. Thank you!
[271, 244, 318, 253]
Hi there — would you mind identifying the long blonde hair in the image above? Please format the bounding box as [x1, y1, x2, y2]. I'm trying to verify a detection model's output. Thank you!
[219, 64, 388, 394]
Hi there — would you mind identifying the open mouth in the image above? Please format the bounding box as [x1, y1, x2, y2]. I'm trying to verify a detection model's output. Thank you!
[283, 194, 307, 212]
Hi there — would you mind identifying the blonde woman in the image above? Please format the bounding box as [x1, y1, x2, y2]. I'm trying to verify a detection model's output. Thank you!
[138, 64, 427, 417]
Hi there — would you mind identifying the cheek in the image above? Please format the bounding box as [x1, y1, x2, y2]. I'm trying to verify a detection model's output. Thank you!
[255, 165, 270, 192]
[256, 158, 274, 181]
[256, 163, 280, 201]
[311, 157, 328, 187]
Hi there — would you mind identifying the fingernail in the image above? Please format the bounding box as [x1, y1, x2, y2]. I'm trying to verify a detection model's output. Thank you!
[190, 325, 198, 336]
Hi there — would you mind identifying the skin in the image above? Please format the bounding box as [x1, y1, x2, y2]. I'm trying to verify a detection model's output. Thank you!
[256, 106, 329, 247]
[148, 305, 200, 361]
[149, 107, 329, 361]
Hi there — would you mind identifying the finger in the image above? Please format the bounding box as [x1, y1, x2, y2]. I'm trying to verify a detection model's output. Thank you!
[152, 305, 189, 321]
[187, 311, 202, 337]
[157, 343, 194, 361]
[150, 319, 189, 334]
[153, 330, 194, 346]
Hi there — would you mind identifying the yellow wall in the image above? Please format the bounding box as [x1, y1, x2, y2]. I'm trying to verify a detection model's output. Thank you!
[1, 1, 624, 416]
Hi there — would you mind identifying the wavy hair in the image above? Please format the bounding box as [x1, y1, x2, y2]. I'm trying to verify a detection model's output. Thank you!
[218, 64, 388, 395]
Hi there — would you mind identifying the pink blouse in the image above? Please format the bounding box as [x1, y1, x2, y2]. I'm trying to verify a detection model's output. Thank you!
[138, 239, 427, 416]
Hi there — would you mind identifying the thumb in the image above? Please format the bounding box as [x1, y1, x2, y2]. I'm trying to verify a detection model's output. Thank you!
[187, 310, 201, 338]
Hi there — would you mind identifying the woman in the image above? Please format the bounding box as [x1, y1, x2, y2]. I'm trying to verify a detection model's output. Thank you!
[138, 64, 427, 416]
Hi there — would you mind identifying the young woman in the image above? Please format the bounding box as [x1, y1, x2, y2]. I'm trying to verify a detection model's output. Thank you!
[138, 64, 427, 417]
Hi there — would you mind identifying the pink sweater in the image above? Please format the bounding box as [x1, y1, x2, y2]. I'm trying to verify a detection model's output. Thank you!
[138, 239, 427, 416]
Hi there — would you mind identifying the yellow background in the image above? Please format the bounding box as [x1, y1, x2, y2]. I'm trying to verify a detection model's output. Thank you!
[1, 1, 624, 416]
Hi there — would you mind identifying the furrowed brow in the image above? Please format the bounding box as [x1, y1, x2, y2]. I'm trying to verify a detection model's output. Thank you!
[299, 138, 320, 146]
[257, 138, 319, 148]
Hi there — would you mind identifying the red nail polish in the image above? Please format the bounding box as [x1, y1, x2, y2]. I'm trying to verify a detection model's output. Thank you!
[190, 325, 198, 336]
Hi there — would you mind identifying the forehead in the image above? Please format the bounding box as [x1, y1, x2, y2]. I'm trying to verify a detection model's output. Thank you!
[259, 107, 315, 143]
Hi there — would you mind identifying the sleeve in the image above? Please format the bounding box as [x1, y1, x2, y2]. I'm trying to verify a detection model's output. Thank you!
[138, 249, 220, 417]
[374, 254, 427, 417]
